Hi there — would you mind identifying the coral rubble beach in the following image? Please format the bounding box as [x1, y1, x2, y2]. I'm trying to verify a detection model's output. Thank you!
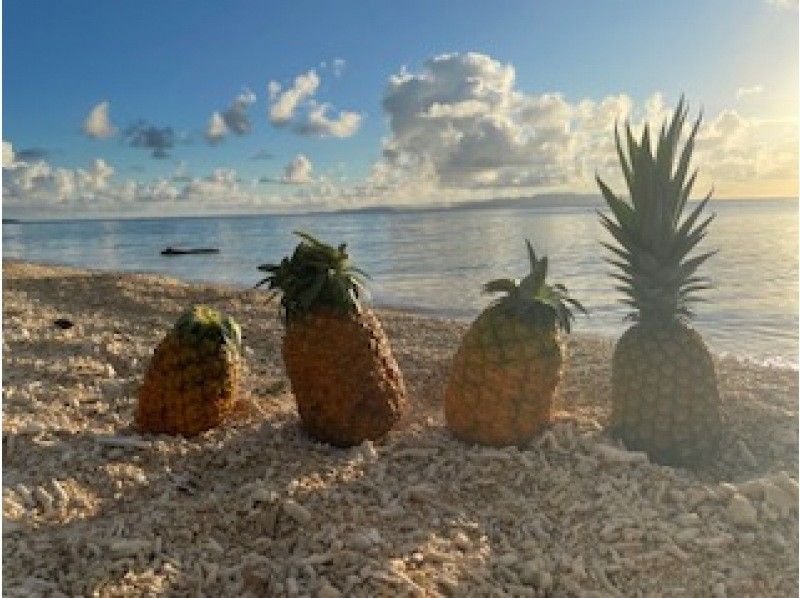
[2, 260, 798, 596]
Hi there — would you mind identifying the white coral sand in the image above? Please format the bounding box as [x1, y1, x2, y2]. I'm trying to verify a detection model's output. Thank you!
[2, 261, 798, 596]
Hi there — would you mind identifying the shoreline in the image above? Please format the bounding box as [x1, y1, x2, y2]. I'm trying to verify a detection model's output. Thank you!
[4, 257, 797, 373]
[3, 260, 798, 595]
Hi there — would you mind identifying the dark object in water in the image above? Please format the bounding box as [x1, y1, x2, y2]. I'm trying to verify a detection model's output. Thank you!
[161, 246, 220, 256]
[53, 318, 74, 330]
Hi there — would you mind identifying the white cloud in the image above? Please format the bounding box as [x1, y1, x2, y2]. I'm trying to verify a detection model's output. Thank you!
[281, 154, 314, 184]
[1, 144, 326, 212]
[295, 103, 362, 138]
[737, 85, 764, 99]
[3, 155, 115, 203]
[267, 68, 362, 137]
[5, 52, 798, 213]
[53, 168, 76, 200]
[3, 140, 15, 167]
[76, 158, 114, 193]
[375, 52, 797, 199]
[82, 101, 116, 139]
[205, 112, 228, 143]
[205, 90, 256, 143]
[180, 168, 240, 201]
[380, 52, 596, 188]
[268, 70, 320, 125]
[130, 179, 180, 203]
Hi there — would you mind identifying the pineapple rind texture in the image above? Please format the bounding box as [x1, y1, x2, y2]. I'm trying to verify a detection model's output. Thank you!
[610, 322, 721, 466]
[136, 306, 242, 436]
[445, 304, 564, 447]
[283, 308, 407, 447]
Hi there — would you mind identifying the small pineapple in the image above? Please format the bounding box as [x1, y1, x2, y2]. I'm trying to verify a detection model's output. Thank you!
[136, 305, 242, 436]
[445, 241, 585, 446]
[256, 231, 407, 447]
[596, 96, 723, 466]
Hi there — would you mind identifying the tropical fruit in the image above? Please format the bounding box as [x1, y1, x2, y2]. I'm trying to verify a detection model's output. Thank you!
[596, 96, 723, 466]
[444, 240, 585, 446]
[136, 305, 242, 436]
[256, 231, 406, 447]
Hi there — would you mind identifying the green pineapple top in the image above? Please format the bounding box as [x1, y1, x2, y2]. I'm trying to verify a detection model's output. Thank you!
[255, 231, 369, 322]
[174, 305, 242, 350]
[484, 240, 586, 333]
[596, 96, 716, 325]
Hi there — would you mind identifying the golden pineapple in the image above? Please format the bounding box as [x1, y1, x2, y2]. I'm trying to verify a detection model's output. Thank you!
[136, 305, 242, 436]
[596, 96, 722, 466]
[256, 231, 407, 447]
[445, 241, 585, 446]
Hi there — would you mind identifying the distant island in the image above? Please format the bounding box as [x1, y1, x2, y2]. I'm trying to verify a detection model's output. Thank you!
[333, 193, 603, 216]
[2, 194, 794, 223]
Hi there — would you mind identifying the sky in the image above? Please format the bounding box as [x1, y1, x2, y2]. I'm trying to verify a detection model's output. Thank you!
[2, 0, 798, 217]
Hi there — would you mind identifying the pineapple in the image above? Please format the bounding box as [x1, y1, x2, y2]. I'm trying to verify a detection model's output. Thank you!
[256, 231, 407, 447]
[596, 96, 722, 466]
[136, 305, 242, 436]
[444, 240, 585, 446]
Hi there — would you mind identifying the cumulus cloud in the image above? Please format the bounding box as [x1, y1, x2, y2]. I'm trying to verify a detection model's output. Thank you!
[76, 158, 115, 192]
[179, 168, 240, 201]
[3, 153, 115, 204]
[281, 154, 314, 184]
[268, 70, 320, 125]
[267, 68, 362, 138]
[374, 52, 798, 197]
[1, 147, 259, 209]
[82, 101, 116, 139]
[737, 85, 764, 99]
[123, 121, 176, 159]
[5, 52, 797, 212]
[294, 103, 362, 138]
[126, 179, 180, 203]
[3, 140, 15, 167]
[205, 112, 228, 143]
[380, 52, 592, 188]
[205, 90, 257, 143]
[222, 90, 256, 134]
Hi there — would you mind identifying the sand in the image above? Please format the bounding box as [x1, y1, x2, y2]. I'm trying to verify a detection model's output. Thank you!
[2, 260, 798, 597]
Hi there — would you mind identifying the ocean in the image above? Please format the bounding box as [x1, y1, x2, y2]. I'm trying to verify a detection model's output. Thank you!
[3, 198, 797, 368]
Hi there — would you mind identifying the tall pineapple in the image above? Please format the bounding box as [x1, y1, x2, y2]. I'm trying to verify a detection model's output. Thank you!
[445, 241, 585, 446]
[596, 96, 722, 466]
[137, 305, 242, 436]
[256, 231, 407, 447]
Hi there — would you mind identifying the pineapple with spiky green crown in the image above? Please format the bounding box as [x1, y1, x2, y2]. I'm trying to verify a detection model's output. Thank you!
[596, 96, 723, 466]
[137, 304, 243, 436]
[256, 231, 407, 447]
[444, 240, 586, 446]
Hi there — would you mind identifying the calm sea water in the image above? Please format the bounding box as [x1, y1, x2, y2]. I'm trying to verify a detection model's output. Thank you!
[3, 199, 798, 367]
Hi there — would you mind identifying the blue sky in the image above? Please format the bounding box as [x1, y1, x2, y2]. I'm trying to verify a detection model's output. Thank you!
[3, 0, 798, 215]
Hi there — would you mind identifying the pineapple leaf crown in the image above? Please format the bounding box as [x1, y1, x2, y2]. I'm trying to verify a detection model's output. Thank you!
[484, 240, 587, 333]
[596, 95, 716, 324]
[175, 304, 242, 351]
[255, 230, 369, 321]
